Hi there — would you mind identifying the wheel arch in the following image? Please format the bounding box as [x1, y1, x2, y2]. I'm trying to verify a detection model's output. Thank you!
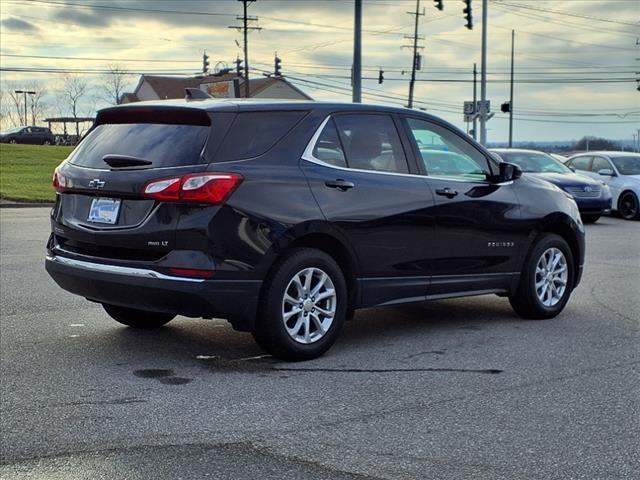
[538, 214, 584, 288]
[258, 224, 361, 314]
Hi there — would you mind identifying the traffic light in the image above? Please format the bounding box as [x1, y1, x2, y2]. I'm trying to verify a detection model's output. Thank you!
[235, 56, 244, 77]
[378, 68, 384, 84]
[463, 0, 473, 30]
[274, 54, 282, 76]
[202, 51, 210, 73]
[501, 101, 511, 113]
[434, 0, 443, 10]
[415, 53, 422, 71]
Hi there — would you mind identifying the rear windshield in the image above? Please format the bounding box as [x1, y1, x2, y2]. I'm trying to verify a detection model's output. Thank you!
[68, 123, 209, 169]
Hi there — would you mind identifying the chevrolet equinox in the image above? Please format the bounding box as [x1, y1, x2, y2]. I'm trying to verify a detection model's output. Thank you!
[46, 100, 585, 360]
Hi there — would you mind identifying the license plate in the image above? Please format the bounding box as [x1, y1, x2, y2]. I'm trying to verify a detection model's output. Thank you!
[88, 198, 121, 224]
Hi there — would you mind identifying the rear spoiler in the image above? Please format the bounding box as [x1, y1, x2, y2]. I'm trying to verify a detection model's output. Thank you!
[185, 88, 212, 100]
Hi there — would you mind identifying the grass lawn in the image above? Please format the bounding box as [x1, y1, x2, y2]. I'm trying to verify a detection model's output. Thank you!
[0, 144, 74, 202]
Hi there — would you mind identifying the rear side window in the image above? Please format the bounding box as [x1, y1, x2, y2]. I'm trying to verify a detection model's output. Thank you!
[312, 118, 347, 168]
[67, 123, 210, 169]
[215, 111, 307, 161]
[333, 114, 409, 173]
[569, 156, 591, 171]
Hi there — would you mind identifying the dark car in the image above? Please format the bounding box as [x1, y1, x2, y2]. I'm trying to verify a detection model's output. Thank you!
[46, 100, 585, 360]
[0, 126, 55, 145]
[491, 148, 612, 223]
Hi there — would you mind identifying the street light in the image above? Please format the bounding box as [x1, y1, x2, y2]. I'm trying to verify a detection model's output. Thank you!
[14, 90, 36, 126]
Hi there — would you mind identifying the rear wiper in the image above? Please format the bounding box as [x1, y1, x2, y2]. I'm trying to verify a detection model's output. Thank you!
[103, 154, 153, 168]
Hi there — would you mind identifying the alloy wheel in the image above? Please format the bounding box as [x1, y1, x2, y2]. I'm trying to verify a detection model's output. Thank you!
[535, 247, 568, 307]
[619, 193, 638, 220]
[281, 267, 336, 344]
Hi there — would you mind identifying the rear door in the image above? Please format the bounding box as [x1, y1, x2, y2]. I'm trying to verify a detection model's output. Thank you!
[52, 107, 218, 261]
[401, 116, 524, 296]
[301, 113, 436, 306]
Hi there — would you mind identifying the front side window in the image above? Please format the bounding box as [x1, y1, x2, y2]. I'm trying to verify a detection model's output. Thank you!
[610, 156, 640, 175]
[569, 156, 591, 171]
[333, 114, 409, 173]
[406, 118, 489, 180]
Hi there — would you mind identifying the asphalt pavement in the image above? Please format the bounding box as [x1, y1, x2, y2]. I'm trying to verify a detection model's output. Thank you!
[1, 207, 638, 479]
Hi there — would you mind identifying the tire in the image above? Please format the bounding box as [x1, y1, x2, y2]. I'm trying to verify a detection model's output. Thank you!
[102, 304, 175, 328]
[617, 191, 640, 220]
[581, 213, 601, 224]
[509, 233, 574, 320]
[252, 247, 348, 361]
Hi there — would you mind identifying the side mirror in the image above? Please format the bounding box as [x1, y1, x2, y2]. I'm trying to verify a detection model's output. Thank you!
[497, 162, 522, 182]
[569, 166, 576, 172]
[597, 168, 614, 177]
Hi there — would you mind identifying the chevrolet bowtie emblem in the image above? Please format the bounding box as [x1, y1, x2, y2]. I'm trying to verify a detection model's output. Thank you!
[88, 179, 105, 189]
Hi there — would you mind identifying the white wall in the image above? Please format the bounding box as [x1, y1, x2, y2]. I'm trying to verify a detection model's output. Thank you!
[136, 79, 160, 101]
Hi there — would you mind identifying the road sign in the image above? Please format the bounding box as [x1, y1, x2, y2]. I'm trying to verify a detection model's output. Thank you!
[477, 100, 490, 114]
[463, 101, 476, 115]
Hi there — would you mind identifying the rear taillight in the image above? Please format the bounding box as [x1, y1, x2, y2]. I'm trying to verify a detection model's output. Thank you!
[143, 173, 243, 204]
[52, 167, 67, 193]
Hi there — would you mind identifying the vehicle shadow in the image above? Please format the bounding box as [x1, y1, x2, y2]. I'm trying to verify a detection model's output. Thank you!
[82, 295, 518, 366]
[338, 296, 518, 347]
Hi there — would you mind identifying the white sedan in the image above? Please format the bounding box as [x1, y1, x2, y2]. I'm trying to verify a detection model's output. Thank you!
[566, 152, 640, 220]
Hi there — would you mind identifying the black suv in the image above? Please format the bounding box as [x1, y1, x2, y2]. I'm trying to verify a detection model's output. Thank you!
[46, 100, 585, 360]
[0, 126, 55, 145]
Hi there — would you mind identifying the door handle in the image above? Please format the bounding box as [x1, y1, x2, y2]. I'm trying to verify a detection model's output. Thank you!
[325, 179, 355, 191]
[435, 187, 458, 198]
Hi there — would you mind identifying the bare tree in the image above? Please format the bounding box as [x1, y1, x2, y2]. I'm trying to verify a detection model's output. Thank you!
[101, 64, 132, 105]
[0, 81, 48, 128]
[59, 74, 88, 137]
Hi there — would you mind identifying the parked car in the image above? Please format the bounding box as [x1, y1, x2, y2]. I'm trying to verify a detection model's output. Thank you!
[565, 152, 640, 220]
[0, 126, 55, 145]
[491, 148, 612, 223]
[46, 100, 585, 360]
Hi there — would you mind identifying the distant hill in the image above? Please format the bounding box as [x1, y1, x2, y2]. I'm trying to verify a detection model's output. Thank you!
[488, 139, 637, 153]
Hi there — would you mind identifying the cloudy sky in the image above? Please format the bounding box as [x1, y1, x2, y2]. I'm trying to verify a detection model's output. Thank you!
[0, 0, 638, 143]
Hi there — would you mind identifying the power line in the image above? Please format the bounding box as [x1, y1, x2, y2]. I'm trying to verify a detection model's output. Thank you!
[492, 0, 640, 27]
[0, 54, 198, 63]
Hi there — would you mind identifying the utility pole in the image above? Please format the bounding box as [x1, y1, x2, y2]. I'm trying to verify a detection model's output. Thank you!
[472, 63, 478, 141]
[633, 133, 637, 153]
[508, 29, 515, 148]
[479, 0, 488, 146]
[353, 0, 362, 103]
[228, 0, 261, 99]
[404, 0, 425, 108]
[14, 90, 35, 126]
[637, 129, 640, 152]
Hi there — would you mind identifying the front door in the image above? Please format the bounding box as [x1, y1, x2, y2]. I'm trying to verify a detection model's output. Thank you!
[301, 113, 436, 306]
[401, 116, 525, 296]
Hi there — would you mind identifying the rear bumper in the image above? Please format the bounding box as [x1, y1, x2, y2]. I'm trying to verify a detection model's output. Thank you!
[45, 253, 261, 331]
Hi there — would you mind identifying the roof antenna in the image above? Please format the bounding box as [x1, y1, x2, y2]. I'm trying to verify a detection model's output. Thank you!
[185, 88, 212, 100]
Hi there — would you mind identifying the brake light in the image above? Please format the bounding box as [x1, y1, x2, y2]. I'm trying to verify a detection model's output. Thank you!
[52, 167, 67, 193]
[143, 173, 243, 204]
